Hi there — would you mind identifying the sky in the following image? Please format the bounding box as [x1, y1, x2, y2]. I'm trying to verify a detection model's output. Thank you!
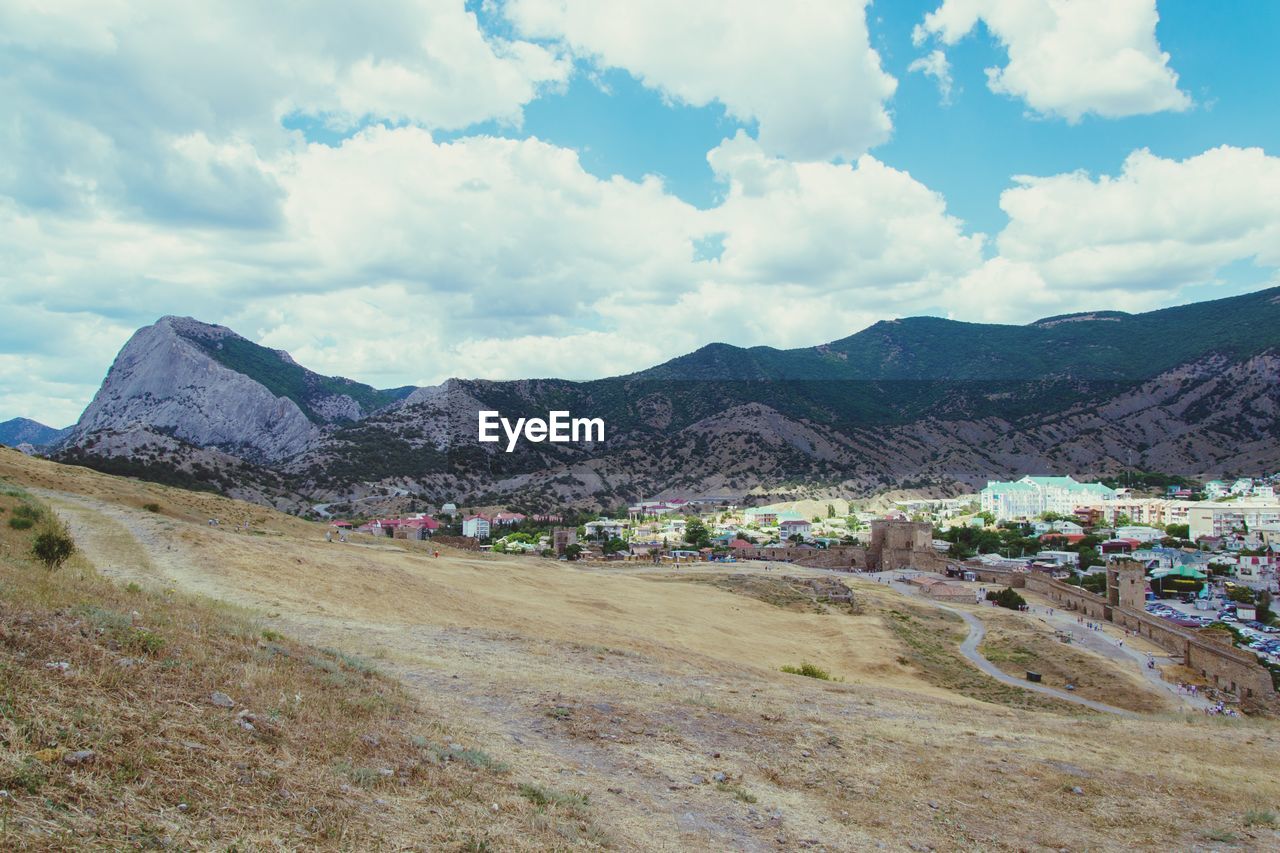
[2, 0, 1279, 427]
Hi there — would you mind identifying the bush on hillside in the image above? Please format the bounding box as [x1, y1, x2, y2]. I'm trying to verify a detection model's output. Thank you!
[986, 587, 1027, 610]
[780, 662, 833, 680]
[32, 523, 75, 570]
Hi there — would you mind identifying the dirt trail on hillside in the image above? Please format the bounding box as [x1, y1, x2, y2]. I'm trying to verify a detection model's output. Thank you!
[33, 488, 904, 849]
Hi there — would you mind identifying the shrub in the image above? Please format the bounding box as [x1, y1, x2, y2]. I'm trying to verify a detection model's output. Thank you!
[31, 524, 75, 570]
[143, 502, 161, 513]
[781, 662, 833, 680]
[715, 781, 757, 803]
[518, 783, 588, 810]
[125, 628, 166, 656]
[986, 587, 1027, 610]
[8, 516, 33, 530]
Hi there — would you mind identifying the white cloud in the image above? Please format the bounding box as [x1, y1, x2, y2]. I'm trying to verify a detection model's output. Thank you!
[504, 0, 897, 161]
[908, 50, 954, 105]
[0, 0, 568, 224]
[914, 0, 1190, 121]
[706, 132, 984, 311]
[996, 146, 1280, 291]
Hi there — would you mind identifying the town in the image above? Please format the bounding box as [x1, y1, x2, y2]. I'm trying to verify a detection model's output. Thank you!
[326, 471, 1280, 710]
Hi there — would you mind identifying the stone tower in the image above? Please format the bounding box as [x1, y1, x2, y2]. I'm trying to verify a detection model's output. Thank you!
[1107, 559, 1146, 610]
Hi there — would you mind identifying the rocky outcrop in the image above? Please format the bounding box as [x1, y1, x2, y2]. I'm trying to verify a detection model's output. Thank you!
[68, 317, 321, 461]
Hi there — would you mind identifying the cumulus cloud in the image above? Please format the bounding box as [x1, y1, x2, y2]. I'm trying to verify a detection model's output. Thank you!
[951, 146, 1280, 321]
[914, 0, 1190, 121]
[504, 0, 897, 161]
[0, 0, 568, 223]
[707, 132, 983, 305]
[997, 146, 1280, 290]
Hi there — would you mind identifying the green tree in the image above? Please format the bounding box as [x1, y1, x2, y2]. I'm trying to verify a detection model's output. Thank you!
[563, 543, 583, 561]
[1226, 586, 1255, 604]
[986, 587, 1027, 610]
[684, 517, 711, 548]
[1255, 589, 1274, 623]
[1076, 547, 1102, 571]
[32, 523, 75, 570]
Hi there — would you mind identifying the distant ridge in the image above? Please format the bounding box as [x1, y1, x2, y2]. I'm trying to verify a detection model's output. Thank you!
[0, 418, 71, 448]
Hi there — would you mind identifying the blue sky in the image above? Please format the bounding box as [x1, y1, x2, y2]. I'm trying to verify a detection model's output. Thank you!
[2, 0, 1279, 427]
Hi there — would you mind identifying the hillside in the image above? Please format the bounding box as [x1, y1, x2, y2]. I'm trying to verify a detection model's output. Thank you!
[0, 458, 607, 849]
[3, 450, 1279, 849]
[44, 285, 1280, 509]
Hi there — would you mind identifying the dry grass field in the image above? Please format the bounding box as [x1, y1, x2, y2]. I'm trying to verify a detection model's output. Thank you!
[2, 447, 1279, 851]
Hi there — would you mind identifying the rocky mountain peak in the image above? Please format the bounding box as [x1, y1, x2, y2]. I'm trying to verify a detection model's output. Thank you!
[68, 318, 321, 462]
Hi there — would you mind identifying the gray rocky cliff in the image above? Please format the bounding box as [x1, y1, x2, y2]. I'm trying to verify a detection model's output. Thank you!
[68, 317, 321, 461]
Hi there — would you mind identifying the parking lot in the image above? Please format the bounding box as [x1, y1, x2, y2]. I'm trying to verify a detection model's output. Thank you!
[1144, 598, 1280, 664]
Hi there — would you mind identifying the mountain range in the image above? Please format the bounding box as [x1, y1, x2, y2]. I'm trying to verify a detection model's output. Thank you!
[33, 286, 1280, 514]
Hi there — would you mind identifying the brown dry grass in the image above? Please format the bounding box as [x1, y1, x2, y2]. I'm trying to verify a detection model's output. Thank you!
[0, 483, 606, 850]
[3, 448, 1280, 850]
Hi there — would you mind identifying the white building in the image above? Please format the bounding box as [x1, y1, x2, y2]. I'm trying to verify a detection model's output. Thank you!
[1115, 525, 1165, 543]
[778, 519, 812, 541]
[980, 476, 1116, 520]
[584, 518, 626, 540]
[1035, 550, 1080, 567]
[462, 516, 491, 539]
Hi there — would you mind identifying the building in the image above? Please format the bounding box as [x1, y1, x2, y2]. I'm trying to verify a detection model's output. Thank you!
[491, 512, 527, 526]
[743, 508, 779, 526]
[980, 476, 1116, 520]
[552, 527, 578, 555]
[778, 518, 811, 541]
[1116, 525, 1164, 542]
[461, 515, 491, 539]
[584, 518, 626, 540]
[1188, 502, 1280, 540]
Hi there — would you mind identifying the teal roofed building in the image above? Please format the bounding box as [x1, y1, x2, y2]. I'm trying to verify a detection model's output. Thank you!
[980, 475, 1117, 521]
